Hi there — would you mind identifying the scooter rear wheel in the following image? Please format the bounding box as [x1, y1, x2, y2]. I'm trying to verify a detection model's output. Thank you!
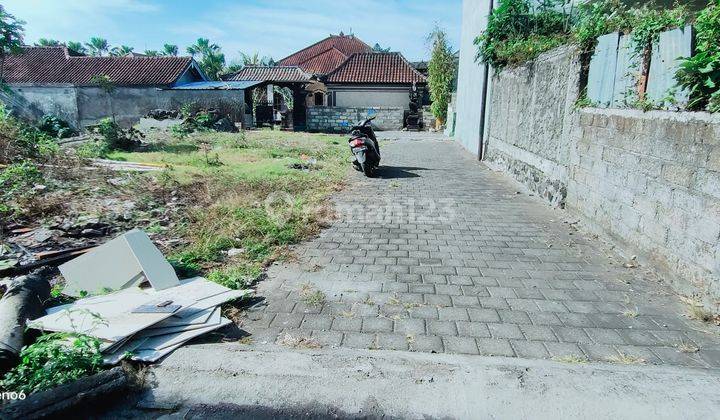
[362, 163, 374, 178]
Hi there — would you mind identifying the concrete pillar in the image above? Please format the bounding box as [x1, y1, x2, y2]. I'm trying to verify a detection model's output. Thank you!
[267, 84, 274, 104]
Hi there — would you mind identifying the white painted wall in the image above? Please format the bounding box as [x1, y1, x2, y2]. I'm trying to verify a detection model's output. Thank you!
[328, 85, 411, 109]
[454, 0, 492, 156]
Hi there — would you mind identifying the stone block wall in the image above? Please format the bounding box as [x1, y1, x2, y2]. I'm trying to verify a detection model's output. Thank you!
[571, 108, 720, 303]
[306, 106, 404, 133]
[482, 44, 720, 306]
[485, 46, 581, 207]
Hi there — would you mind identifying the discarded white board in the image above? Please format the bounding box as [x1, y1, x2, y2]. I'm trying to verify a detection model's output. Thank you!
[60, 229, 180, 297]
[139, 307, 222, 337]
[148, 307, 215, 329]
[28, 287, 194, 341]
[140, 317, 231, 350]
[32, 278, 237, 342]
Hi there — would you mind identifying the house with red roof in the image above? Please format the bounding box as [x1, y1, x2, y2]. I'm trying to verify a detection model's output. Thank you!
[227, 33, 426, 110]
[1, 46, 256, 127]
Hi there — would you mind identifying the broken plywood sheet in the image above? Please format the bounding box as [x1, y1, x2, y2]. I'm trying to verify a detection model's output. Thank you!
[60, 229, 179, 297]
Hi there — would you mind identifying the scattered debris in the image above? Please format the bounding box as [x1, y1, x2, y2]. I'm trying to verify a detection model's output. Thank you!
[622, 308, 639, 318]
[552, 355, 589, 364]
[26, 229, 252, 365]
[0, 270, 51, 374]
[623, 255, 639, 269]
[607, 352, 646, 365]
[299, 283, 326, 307]
[676, 340, 700, 353]
[146, 109, 180, 120]
[59, 229, 180, 297]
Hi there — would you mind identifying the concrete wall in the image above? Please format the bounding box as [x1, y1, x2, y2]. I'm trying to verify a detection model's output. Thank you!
[482, 43, 720, 307]
[2, 85, 245, 128]
[454, 0, 492, 155]
[76, 87, 245, 127]
[484, 45, 581, 207]
[327, 85, 411, 109]
[2, 85, 78, 125]
[307, 106, 404, 132]
[571, 108, 720, 305]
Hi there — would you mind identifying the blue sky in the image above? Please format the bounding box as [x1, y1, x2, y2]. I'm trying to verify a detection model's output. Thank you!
[5, 0, 462, 63]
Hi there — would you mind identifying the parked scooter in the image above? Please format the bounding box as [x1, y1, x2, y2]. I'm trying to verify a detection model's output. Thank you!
[348, 116, 380, 177]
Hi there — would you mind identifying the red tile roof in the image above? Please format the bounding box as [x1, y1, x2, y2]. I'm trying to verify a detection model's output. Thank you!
[278, 35, 371, 74]
[224, 66, 311, 83]
[298, 48, 349, 75]
[324, 52, 427, 84]
[3, 46, 195, 86]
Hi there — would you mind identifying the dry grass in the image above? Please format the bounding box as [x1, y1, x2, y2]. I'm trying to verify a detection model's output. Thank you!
[277, 333, 322, 349]
[622, 308, 639, 318]
[299, 282, 326, 307]
[607, 352, 646, 365]
[676, 340, 699, 353]
[552, 355, 589, 364]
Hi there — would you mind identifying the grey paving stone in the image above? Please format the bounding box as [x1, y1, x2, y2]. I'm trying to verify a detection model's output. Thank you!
[476, 338, 515, 357]
[394, 319, 427, 335]
[270, 313, 303, 329]
[511, 340, 550, 359]
[427, 320, 458, 336]
[443, 336, 480, 354]
[520, 324, 558, 342]
[498, 310, 532, 325]
[552, 326, 593, 344]
[585, 328, 626, 345]
[331, 316, 362, 332]
[377, 333, 410, 351]
[544, 342, 587, 359]
[362, 317, 394, 333]
[468, 308, 501, 323]
[311, 330, 344, 347]
[409, 334, 444, 353]
[488, 323, 524, 339]
[342, 332, 376, 349]
[456, 321, 491, 338]
[438, 307, 469, 321]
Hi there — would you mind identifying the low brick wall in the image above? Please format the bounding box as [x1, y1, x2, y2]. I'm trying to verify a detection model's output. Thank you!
[306, 106, 404, 133]
[571, 108, 720, 304]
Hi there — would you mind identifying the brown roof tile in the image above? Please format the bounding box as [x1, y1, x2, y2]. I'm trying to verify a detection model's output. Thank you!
[324, 52, 427, 84]
[4, 46, 195, 86]
[298, 48, 348, 75]
[278, 35, 371, 74]
[224, 66, 311, 83]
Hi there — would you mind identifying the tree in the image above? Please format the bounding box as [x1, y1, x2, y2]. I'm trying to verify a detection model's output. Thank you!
[36, 38, 61, 47]
[186, 38, 219, 57]
[67, 41, 87, 55]
[110, 45, 134, 56]
[187, 38, 225, 80]
[426, 26, 457, 125]
[239, 51, 274, 67]
[85, 37, 109, 56]
[161, 43, 178, 56]
[372, 43, 391, 52]
[143, 50, 160, 56]
[0, 6, 25, 86]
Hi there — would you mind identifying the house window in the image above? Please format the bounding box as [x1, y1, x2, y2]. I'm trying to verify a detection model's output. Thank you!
[314, 92, 324, 106]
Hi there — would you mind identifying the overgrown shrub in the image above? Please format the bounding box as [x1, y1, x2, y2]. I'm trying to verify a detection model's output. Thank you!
[475, 0, 570, 68]
[37, 115, 76, 139]
[1, 333, 103, 394]
[0, 160, 45, 216]
[0, 104, 58, 164]
[676, 1, 720, 111]
[571, 0, 630, 50]
[86, 118, 143, 154]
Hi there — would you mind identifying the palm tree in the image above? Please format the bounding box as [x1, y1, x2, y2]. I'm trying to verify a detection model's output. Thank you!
[186, 38, 219, 57]
[36, 38, 61, 47]
[200, 50, 225, 80]
[161, 44, 178, 56]
[85, 37, 109, 56]
[110, 45, 134, 56]
[239, 51, 274, 67]
[144, 50, 160, 56]
[66, 41, 87, 55]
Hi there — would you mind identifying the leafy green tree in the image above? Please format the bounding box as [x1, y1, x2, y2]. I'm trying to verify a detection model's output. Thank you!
[239, 51, 274, 67]
[426, 26, 457, 124]
[85, 37, 109, 56]
[187, 38, 226, 80]
[110, 45, 134, 56]
[143, 50, 160, 56]
[0, 6, 25, 85]
[66, 41, 87, 55]
[162, 43, 178, 56]
[35, 38, 61, 47]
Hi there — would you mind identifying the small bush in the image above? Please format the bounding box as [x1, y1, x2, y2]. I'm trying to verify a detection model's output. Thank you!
[75, 139, 110, 159]
[207, 264, 261, 289]
[37, 115, 77, 139]
[1, 333, 103, 394]
[93, 118, 143, 151]
[0, 160, 44, 198]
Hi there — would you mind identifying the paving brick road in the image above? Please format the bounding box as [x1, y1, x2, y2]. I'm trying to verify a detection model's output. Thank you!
[241, 133, 720, 368]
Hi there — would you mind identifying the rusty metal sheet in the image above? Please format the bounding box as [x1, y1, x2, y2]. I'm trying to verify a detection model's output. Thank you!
[587, 32, 620, 107]
[647, 25, 693, 108]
